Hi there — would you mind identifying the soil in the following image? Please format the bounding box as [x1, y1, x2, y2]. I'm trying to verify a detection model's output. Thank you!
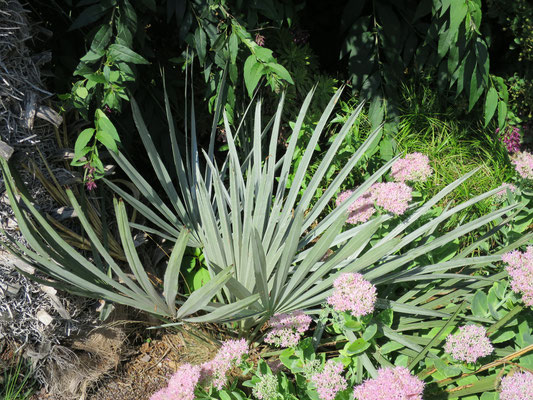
[27, 327, 218, 400]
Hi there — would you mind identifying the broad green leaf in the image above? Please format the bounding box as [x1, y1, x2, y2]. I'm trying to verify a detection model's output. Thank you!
[108, 44, 149, 64]
[483, 87, 498, 127]
[70, 2, 114, 30]
[96, 109, 120, 141]
[498, 100, 507, 129]
[90, 24, 112, 51]
[243, 55, 263, 98]
[491, 330, 515, 344]
[434, 359, 462, 378]
[254, 47, 275, 62]
[449, 0, 468, 33]
[194, 28, 207, 64]
[345, 338, 370, 355]
[471, 290, 488, 318]
[228, 32, 239, 65]
[266, 62, 294, 84]
[76, 86, 89, 99]
[73, 128, 94, 160]
[95, 130, 118, 153]
[363, 323, 378, 341]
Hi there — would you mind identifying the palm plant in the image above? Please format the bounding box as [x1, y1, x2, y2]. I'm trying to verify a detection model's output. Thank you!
[103, 82, 527, 337]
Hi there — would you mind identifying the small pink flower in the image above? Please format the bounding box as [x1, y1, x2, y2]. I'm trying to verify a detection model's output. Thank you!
[264, 311, 312, 348]
[502, 246, 533, 306]
[86, 179, 97, 191]
[353, 366, 425, 400]
[255, 33, 265, 47]
[371, 182, 412, 215]
[444, 325, 493, 363]
[511, 151, 533, 179]
[311, 360, 347, 400]
[499, 126, 521, 153]
[327, 273, 377, 317]
[150, 363, 200, 400]
[499, 371, 533, 400]
[391, 153, 432, 183]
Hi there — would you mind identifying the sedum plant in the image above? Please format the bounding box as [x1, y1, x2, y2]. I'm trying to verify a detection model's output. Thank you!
[104, 82, 528, 335]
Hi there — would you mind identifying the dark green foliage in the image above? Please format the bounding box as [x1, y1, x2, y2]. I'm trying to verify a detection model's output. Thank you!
[339, 0, 510, 130]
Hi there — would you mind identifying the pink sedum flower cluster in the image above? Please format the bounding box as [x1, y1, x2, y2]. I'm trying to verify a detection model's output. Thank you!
[150, 364, 201, 400]
[336, 189, 376, 224]
[391, 153, 432, 183]
[444, 325, 493, 363]
[352, 366, 425, 400]
[499, 371, 533, 400]
[264, 311, 312, 348]
[336, 182, 413, 224]
[202, 338, 249, 389]
[327, 273, 377, 317]
[371, 182, 412, 215]
[511, 151, 533, 179]
[502, 246, 533, 306]
[311, 360, 347, 400]
[151, 339, 249, 399]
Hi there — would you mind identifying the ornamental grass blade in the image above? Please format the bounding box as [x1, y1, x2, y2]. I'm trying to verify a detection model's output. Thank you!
[298, 100, 364, 214]
[364, 203, 519, 281]
[274, 87, 316, 203]
[176, 266, 233, 319]
[408, 302, 465, 370]
[184, 294, 262, 323]
[163, 229, 190, 314]
[115, 197, 169, 313]
[282, 87, 345, 218]
[251, 229, 270, 311]
[104, 156, 183, 235]
[163, 77, 195, 217]
[129, 96, 188, 221]
[270, 211, 304, 307]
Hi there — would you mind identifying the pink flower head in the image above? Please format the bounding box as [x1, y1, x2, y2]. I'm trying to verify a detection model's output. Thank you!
[444, 325, 493, 363]
[494, 183, 517, 202]
[499, 126, 521, 153]
[255, 33, 266, 47]
[353, 366, 425, 400]
[327, 273, 377, 317]
[511, 151, 533, 179]
[264, 311, 312, 348]
[85, 179, 97, 191]
[311, 360, 347, 400]
[391, 153, 432, 183]
[502, 246, 533, 306]
[150, 363, 200, 400]
[371, 182, 412, 215]
[499, 371, 533, 400]
[336, 189, 376, 224]
[200, 338, 248, 390]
